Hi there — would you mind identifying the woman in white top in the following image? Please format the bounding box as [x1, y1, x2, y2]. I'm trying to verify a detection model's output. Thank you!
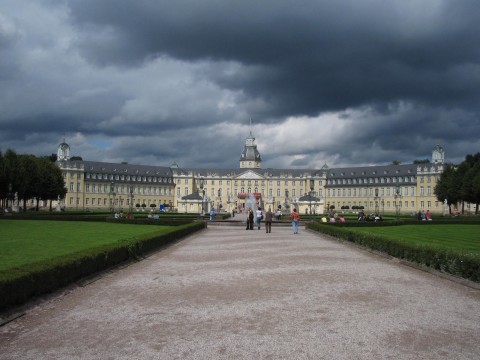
[255, 207, 263, 230]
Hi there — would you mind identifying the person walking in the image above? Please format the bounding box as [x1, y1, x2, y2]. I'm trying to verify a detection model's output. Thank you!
[290, 208, 300, 234]
[255, 207, 263, 230]
[265, 207, 273, 233]
[210, 208, 216, 221]
[246, 208, 254, 230]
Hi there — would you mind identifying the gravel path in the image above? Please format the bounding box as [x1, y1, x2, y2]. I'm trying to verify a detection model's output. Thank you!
[1, 224, 480, 359]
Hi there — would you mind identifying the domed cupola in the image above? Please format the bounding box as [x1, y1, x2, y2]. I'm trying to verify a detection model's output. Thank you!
[57, 140, 71, 161]
[432, 144, 444, 165]
[240, 131, 262, 169]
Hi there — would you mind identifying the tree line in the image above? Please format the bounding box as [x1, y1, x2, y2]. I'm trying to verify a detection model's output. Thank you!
[0, 149, 66, 211]
[435, 152, 480, 215]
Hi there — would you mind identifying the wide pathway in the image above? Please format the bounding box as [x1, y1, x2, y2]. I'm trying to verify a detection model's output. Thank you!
[1, 223, 480, 359]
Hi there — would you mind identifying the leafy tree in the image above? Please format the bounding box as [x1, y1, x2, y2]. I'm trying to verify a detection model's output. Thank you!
[16, 155, 40, 211]
[37, 157, 67, 211]
[0, 151, 6, 207]
[435, 153, 480, 214]
[1, 149, 18, 208]
[435, 163, 461, 213]
[459, 153, 480, 214]
[48, 153, 58, 162]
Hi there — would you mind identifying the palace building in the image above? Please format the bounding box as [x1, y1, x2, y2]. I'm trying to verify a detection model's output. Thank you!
[56, 133, 445, 215]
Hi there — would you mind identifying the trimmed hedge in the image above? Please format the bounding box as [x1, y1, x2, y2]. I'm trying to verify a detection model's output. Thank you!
[105, 217, 197, 226]
[1, 215, 107, 222]
[0, 221, 206, 311]
[307, 222, 480, 282]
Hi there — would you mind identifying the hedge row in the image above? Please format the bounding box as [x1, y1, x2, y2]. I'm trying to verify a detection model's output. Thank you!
[307, 222, 480, 282]
[1, 215, 107, 222]
[0, 221, 206, 311]
[105, 217, 198, 226]
[1, 215, 206, 226]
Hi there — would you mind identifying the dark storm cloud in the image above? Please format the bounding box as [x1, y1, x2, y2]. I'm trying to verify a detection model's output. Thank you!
[1, 0, 479, 168]
[68, 0, 480, 114]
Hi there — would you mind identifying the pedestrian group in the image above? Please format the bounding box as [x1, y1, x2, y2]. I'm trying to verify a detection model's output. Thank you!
[246, 206, 299, 234]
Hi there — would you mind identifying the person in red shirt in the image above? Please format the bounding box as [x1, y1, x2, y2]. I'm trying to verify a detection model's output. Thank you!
[290, 208, 300, 234]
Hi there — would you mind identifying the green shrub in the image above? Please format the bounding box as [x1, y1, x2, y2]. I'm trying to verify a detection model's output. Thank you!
[307, 222, 480, 282]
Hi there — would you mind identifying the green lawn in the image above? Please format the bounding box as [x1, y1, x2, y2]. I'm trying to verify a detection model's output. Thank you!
[351, 225, 480, 254]
[0, 220, 175, 271]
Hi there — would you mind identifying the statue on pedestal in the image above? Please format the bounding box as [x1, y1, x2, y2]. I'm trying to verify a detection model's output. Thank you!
[12, 192, 19, 212]
[56, 195, 62, 212]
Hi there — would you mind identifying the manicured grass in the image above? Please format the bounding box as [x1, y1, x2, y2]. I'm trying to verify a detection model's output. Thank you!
[351, 225, 480, 254]
[0, 220, 175, 272]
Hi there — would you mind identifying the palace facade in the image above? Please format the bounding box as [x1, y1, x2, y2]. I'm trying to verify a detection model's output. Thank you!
[55, 134, 445, 215]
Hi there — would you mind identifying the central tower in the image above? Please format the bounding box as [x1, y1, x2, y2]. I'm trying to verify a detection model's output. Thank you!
[239, 120, 262, 169]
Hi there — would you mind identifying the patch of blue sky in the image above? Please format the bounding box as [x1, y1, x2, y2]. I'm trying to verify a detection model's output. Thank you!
[89, 139, 111, 149]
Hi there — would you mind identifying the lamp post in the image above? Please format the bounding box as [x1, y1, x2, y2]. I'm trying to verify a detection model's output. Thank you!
[394, 185, 401, 221]
[129, 185, 134, 214]
[309, 179, 314, 215]
[285, 189, 289, 215]
[109, 181, 116, 212]
[200, 177, 205, 216]
[8, 183, 12, 209]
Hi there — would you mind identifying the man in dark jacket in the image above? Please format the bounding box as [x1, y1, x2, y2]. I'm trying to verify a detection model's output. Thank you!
[265, 207, 273, 233]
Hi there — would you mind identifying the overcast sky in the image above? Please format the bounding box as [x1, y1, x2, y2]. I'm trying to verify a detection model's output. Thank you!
[1, 0, 479, 169]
